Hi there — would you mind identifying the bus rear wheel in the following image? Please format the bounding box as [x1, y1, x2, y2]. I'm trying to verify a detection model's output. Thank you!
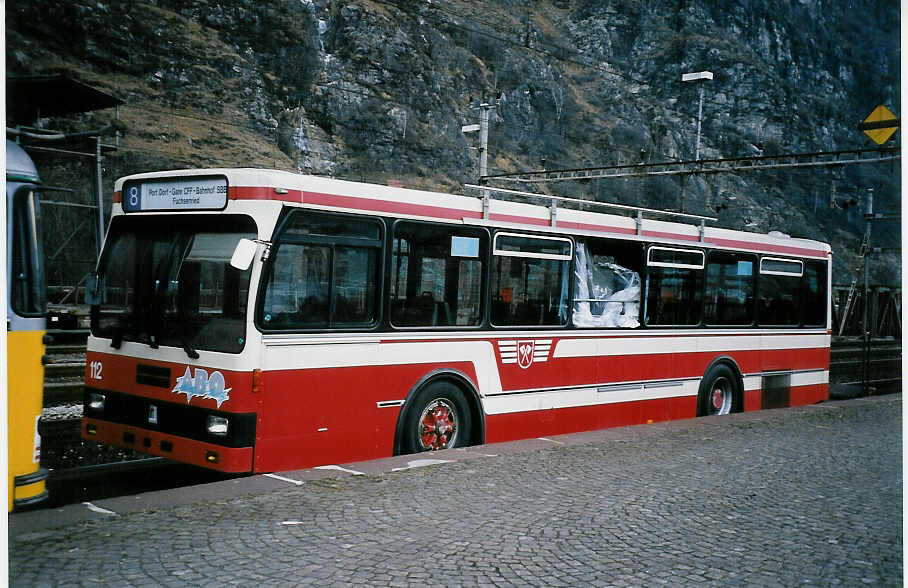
[403, 381, 472, 454]
[698, 364, 739, 416]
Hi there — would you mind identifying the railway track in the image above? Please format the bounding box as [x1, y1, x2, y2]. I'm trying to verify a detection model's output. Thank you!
[43, 328, 89, 406]
[829, 338, 902, 390]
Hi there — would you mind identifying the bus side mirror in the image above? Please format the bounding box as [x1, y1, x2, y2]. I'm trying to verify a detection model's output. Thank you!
[85, 273, 101, 305]
[230, 238, 257, 271]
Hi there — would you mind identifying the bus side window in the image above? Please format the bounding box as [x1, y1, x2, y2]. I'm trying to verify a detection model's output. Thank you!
[390, 222, 486, 328]
[572, 238, 642, 328]
[260, 211, 381, 330]
[490, 233, 571, 327]
[269, 243, 330, 326]
[757, 257, 803, 326]
[704, 252, 755, 326]
[644, 247, 704, 326]
[801, 261, 827, 326]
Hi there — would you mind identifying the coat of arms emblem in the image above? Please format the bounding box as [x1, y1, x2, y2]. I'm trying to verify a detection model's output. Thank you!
[498, 339, 552, 369]
[517, 340, 536, 369]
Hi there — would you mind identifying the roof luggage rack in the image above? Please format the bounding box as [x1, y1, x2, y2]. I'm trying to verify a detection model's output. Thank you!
[464, 183, 716, 240]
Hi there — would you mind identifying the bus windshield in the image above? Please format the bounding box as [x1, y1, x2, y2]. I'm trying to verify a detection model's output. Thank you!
[91, 214, 256, 355]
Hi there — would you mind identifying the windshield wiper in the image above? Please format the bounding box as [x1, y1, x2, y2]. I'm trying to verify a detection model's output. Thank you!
[111, 326, 124, 349]
[182, 342, 200, 359]
[107, 313, 132, 350]
[180, 327, 200, 360]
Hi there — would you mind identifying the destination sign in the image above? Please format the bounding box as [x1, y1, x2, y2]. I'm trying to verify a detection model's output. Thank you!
[122, 176, 228, 212]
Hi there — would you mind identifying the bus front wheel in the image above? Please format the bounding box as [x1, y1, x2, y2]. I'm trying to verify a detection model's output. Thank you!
[403, 381, 472, 454]
[697, 363, 740, 417]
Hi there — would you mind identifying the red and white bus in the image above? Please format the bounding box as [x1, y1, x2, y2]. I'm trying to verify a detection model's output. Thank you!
[82, 169, 831, 473]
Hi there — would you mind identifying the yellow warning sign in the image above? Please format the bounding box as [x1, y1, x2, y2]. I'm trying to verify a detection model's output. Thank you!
[860, 105, 899, 145]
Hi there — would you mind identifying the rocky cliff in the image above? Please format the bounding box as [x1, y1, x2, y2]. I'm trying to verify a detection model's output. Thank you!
[6, 0, 901, 285]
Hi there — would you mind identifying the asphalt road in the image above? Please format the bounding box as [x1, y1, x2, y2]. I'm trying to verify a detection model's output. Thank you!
[9, 394, 902, 586]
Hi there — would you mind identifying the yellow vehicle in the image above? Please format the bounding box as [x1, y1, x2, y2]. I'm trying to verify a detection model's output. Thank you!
[6, 139, 48, 510]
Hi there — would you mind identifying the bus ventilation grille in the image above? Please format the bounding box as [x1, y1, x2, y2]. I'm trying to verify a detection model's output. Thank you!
[136, 364, 172, 388]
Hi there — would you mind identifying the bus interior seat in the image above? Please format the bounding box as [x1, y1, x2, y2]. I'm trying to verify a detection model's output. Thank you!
[491, 299, 511, 324]
[515, 301, 543, 325]
[401, 293, 437, 325]
[436, 301, 453, 326]
[333, 295, 353, 322]
[297, 295, 328, 323]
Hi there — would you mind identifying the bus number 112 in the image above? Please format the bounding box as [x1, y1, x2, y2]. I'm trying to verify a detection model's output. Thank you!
[89, 360, 103, 380]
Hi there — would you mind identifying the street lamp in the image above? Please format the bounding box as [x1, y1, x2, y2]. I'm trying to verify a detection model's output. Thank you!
[682, 71, 713, 161]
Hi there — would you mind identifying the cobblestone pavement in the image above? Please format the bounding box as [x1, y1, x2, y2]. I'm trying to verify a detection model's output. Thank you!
[10, 395, 902, 586]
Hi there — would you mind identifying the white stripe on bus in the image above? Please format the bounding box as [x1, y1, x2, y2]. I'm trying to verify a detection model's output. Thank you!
[553, 333, 830, 358]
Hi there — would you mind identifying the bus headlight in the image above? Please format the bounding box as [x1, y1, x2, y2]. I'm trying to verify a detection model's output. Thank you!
[88, 392, 106, 412]
[206, 415, 229, 436]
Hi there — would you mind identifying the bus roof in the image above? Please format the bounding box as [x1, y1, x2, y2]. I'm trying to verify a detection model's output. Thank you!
[113, 168, 831, 258]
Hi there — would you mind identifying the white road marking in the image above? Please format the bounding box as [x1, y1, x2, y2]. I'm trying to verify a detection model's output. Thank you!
[264, 473, 304, 486]
[83, 502, 117, 516]
[314, 465, 365, 476]
[391, 458, 452, 472]
[538, 437, 564, 445]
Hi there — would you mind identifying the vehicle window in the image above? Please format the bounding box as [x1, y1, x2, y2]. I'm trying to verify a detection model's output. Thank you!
[758, 257, 801, 326]
[260, 211, 381, 329]
[802, 261, 827, 327]
[10, 188, 46, 316]
[761, 258, 803, 276]
[572, 238, 642, 328]
[92, 215, 256, 354]
[390, 223, 486, 327]
[491, 233, 571, 327]
[648, 247, 704, 269]
[704, 252, 756, 326]
[644, 247, 703, 326]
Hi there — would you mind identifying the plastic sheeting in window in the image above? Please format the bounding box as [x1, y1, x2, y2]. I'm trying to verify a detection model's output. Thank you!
[572, 241, 640, 328]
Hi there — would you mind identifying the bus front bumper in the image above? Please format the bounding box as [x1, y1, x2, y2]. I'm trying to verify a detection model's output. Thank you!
[82, 417, 254, 473]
